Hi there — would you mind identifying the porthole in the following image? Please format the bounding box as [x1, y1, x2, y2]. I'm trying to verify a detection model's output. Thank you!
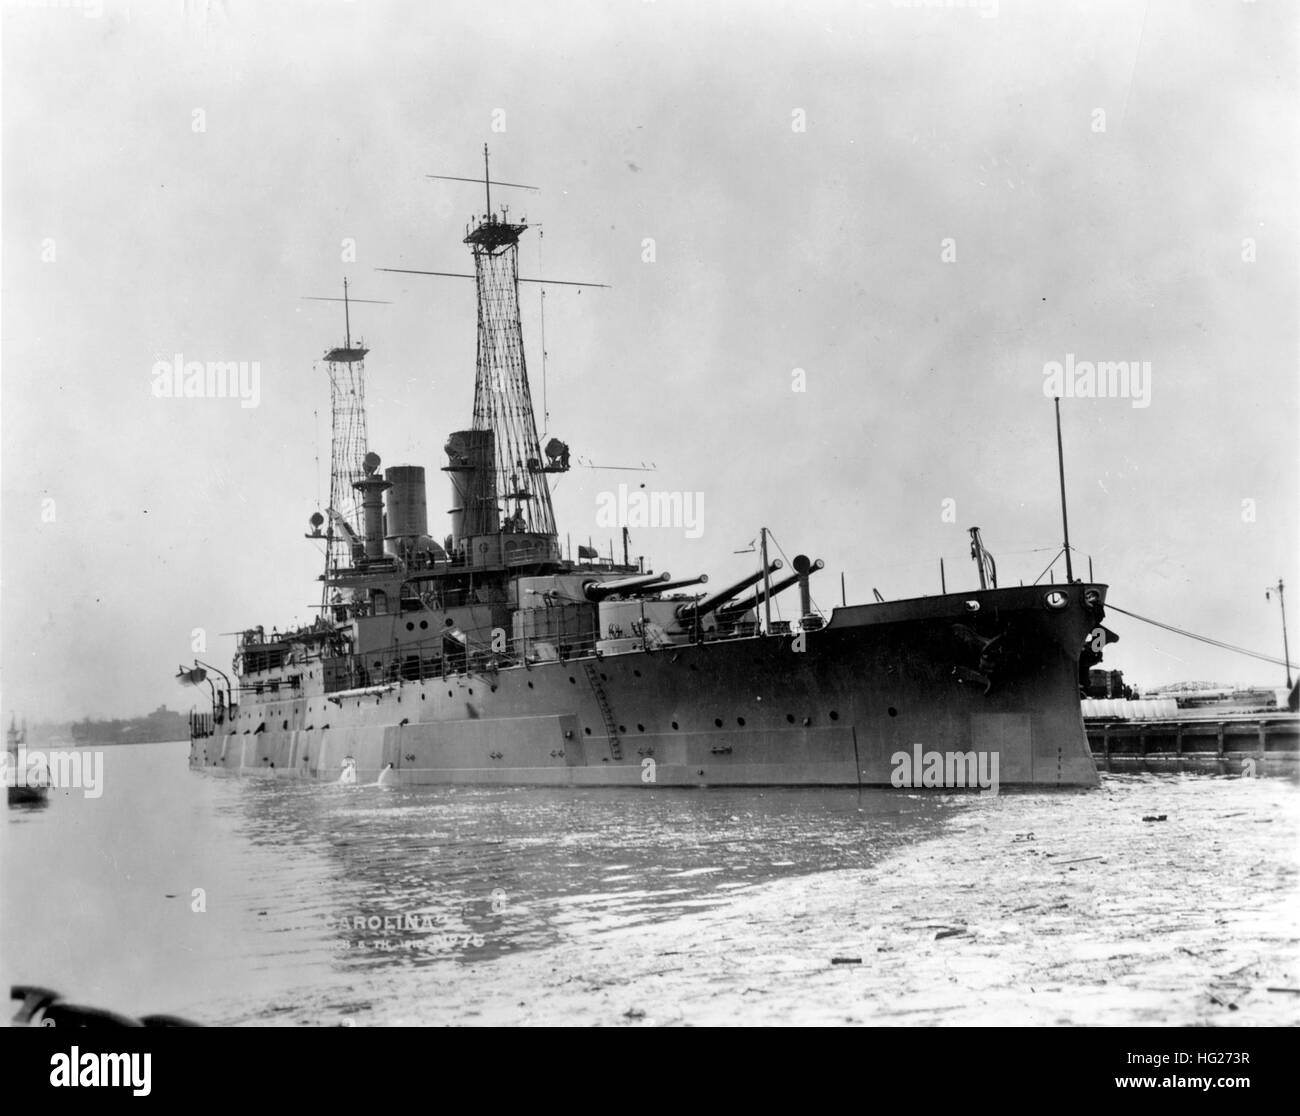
[569, 676, 576, 685]
[888, 707, 898, 718]
[1044, 591, 1069, 610]
[714, 718, 723, 728]
[406, 622, 414, 632]
[637, 723, 645, 732]
[737, 717, 746, 727]
[633, 669, 642, 678]
[527, 681, 534, 689]
[671, 721, 679, 730]
[829, 711, 839, 721]
[600, 673, 608, 682]
[420, 620, 429, 630]
[584, 727, 592, 735]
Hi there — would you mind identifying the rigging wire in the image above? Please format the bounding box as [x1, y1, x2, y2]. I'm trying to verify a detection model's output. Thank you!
[538, 226, 548, 434]
[1031, 547, 1067, 586]
[1106, 603, 1297, 670]
[313, 400, 320, 510]
[762, 528, 822, 619]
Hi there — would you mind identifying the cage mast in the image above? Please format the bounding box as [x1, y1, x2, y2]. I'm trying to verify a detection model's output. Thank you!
[464, 148, 557, 540]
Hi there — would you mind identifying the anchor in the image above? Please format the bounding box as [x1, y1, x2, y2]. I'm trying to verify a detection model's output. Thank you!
[951, 623, 1006, 695]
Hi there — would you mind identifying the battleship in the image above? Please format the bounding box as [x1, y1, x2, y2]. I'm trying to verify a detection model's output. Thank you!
[186, 149, 1114, 788]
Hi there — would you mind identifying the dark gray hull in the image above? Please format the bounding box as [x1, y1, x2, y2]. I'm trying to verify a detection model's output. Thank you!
[191, 583, 1106, 788]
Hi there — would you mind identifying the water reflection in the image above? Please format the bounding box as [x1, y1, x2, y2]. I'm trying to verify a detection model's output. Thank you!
[225, 779, 958, 971]
[2, 742, 1109, 1024]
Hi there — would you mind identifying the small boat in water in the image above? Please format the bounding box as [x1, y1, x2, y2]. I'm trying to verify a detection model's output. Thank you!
[5, 715, 49, 806]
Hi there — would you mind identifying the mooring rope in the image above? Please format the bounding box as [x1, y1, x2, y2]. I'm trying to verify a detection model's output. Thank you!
[1106, 602, 1296, 671]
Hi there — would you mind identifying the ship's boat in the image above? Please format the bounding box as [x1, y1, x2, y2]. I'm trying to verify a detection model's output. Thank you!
[5, 716, 48, 806]
[183, 151, 1114, 789]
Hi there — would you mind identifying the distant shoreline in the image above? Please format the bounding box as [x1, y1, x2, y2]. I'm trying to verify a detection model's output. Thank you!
[66, 738, 189, 748]
[21, 707, 191, 750]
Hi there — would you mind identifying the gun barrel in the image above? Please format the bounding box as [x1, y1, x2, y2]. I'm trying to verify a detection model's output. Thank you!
[677, 561, 783, 620]
[583, 571, 671, 602]
[651, 574, 708, 594]
[717, 570, 802, 619]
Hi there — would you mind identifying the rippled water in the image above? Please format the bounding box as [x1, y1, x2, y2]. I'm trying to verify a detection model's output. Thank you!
[2, 740, 958, 1021]
[3, 741, 1295, 1026]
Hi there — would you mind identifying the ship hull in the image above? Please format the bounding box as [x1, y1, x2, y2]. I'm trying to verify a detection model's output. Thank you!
[191, 584, 1106, 789]
[7, 785, 48, 806]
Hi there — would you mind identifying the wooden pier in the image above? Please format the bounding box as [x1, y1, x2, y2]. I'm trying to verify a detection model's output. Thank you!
[1085, 714, 1298, 774]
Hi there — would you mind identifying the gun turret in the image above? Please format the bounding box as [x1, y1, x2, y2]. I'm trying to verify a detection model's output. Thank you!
[582, 571, 671, 602]
[677, 561, 783, 620]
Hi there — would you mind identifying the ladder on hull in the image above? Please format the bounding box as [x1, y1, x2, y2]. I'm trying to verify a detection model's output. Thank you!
[582, 661, 622, 761]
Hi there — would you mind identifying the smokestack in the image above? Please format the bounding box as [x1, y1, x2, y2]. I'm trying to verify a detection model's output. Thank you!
[444, 429, 497, 546]
[384, 465, 429, 559]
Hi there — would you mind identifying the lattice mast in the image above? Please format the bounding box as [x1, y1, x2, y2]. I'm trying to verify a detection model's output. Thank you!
[322, 278, 371, 576]
[466, 147, 558, 540]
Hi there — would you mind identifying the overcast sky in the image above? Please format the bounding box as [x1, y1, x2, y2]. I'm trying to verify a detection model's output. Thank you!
[2, 0, 1296, 721]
